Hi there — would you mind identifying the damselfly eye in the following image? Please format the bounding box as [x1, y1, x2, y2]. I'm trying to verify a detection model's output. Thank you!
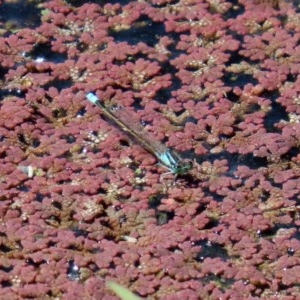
[175, 160, 193, 175]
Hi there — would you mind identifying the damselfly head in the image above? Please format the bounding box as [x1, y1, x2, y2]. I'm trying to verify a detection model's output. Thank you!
[174, 159, 193, 175]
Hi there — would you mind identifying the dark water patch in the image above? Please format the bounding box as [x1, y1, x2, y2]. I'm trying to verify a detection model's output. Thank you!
[111, 15, 164, 47]
[0, 0, 42, 32]
[195, 239, 229, 262]
[28, 42, 67, 64]
[263, 94, 289, 132]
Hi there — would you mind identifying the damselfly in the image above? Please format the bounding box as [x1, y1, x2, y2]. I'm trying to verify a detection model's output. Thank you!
[86, 93, 192, 175]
